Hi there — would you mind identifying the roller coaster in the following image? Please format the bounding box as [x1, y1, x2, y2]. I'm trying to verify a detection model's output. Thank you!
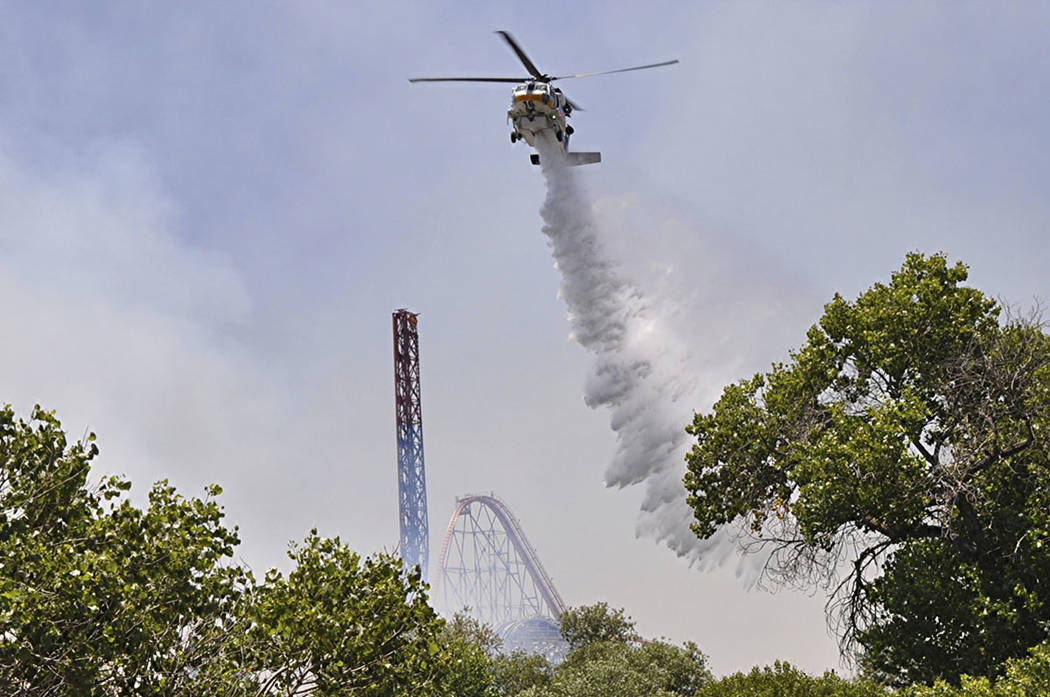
[438, 494, 567, 655]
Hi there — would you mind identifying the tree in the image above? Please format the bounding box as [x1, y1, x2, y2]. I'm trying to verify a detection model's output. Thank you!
[433, 613, 503, 697]
[489, 650, 553, 697]
[506, 603, 710, 697]
[903, 639, 1050, 696]
[242, 532, 448, 697]
[431, 613, 554, 697]
[0, 405, 248, 695]
[523, 638, 711, 697]
[697, 662, 884, 697]
[558, 602, 637, 650]
[684, 253, 1050, 684]
[0, 405, 464, 696]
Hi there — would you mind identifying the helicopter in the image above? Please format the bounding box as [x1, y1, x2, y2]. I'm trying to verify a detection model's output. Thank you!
[409, 31, 678, 167]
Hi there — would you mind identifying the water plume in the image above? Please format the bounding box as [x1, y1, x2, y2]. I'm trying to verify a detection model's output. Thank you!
[534, 136, 757, 579]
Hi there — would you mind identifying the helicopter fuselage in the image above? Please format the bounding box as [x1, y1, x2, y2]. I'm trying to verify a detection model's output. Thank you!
[507, 82, 572, 149]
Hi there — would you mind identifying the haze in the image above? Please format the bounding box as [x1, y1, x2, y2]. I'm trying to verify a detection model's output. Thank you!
[1, 2, 1047, 676]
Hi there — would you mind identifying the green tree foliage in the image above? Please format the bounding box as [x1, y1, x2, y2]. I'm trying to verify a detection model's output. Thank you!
[0, 405, 246, 694]
[433, 613, 504, 697]
[684, 253, 1050, 684]
[697, 662, 885, 697]
[0, 405, 470, 696]
[506, 603, 710, 697]
[242, 532, 449, 697]
[520, 639, 711, 697]
[489, 650, 553, 697]
[558, 602, 637, 650]
[904, 640, 1050, 696]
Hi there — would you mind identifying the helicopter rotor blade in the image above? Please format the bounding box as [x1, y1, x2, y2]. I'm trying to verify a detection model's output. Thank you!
[563, 95, 584, 112]
[553, 59, 679, 81]
[495, 30, 545, 79]
[408, 77, 527, 83]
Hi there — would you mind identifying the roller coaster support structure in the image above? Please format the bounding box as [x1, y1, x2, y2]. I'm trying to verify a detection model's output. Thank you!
[438, 494, 566, 628]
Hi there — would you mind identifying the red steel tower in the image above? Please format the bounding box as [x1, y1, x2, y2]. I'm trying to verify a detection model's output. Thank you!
[393, 309, 429, 582]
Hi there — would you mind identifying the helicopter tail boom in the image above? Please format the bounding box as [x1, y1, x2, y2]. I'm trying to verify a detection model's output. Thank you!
[530, 152, 601, 167]
[566, 151, 601, 166]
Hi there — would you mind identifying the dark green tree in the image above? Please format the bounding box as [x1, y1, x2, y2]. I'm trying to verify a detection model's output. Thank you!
[904, 639, 1050, 696]
[684, 253, 1050, 684]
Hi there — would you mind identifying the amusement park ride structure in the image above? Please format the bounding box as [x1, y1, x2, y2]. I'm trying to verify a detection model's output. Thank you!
[438, 493, 566, 627]
[392, 309, 429, 583]
[392, 310, 567, 654]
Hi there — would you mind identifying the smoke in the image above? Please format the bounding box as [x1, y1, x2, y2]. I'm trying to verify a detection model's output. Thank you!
[534, 136, 759, 579]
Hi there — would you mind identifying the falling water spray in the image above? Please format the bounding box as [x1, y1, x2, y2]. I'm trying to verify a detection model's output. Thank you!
[534, 136, 757, 577]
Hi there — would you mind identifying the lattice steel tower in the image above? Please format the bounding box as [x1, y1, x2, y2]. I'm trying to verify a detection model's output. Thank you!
[393, 309, 429, 582]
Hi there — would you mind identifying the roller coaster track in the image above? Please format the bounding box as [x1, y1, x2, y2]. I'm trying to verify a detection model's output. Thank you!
[437, 494, 566, 629]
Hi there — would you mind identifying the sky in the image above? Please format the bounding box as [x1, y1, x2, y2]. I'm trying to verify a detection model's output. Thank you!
[2, 1, 1049, 677]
